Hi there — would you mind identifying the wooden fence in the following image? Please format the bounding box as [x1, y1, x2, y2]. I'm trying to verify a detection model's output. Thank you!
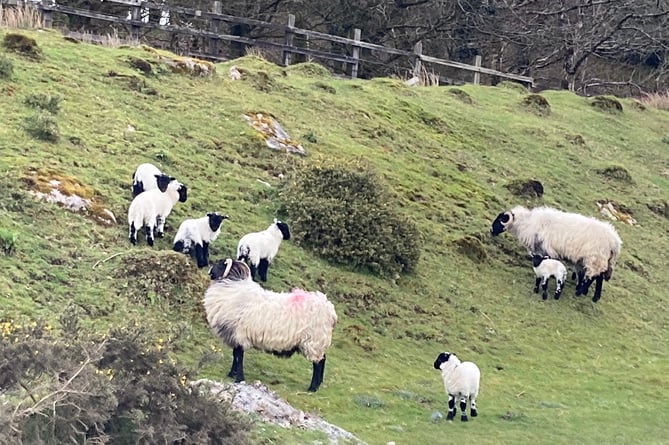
[1, 0, 534, 87]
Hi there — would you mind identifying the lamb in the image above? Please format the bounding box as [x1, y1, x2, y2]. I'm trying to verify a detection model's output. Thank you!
[173, 213, 229, 268]
[131, 163, 172, 197]
[127, 179, 188, 246]
[204, 258, 337, 392]
[531, 254, 567, 300]
[490, 205, 622, 302]
[433, 352, 480, 422]
[236, 218, 291, 282]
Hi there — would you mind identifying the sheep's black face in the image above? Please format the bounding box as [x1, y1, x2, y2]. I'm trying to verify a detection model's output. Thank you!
[155, 174, 172, 193]
[207, 213, 228, 232]
[433, 352, 452, 370]
[208, 260, 227, 280]
[177, 185, 188, 202]
[531, 254, 545, 267]
[490, 212, 511, 236]
[276, 221, 291, 240]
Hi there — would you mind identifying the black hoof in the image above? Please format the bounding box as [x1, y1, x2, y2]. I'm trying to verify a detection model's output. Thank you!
[471, 409, 478, 417]
[446, 412, 455, 421]
[460, 415, 468, 422]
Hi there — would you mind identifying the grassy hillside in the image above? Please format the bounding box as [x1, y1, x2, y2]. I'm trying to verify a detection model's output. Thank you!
[1, 29, 669, 445]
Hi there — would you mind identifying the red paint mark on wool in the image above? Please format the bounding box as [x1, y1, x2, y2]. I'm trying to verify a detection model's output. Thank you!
[288, 288, 309, 305]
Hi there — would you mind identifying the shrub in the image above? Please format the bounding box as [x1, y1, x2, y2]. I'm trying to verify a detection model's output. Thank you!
[591, 95, 623, 113]
[24, 111, 59, 142]
[0, 228, 17, 255]
[0, 316, 253, 445]
[24, 92, 62, 114]
[279, 161, 421, 276]
[0, 54, 13, 79]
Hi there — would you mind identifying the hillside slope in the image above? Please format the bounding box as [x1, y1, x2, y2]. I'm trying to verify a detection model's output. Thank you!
[1, 29, 668, 444]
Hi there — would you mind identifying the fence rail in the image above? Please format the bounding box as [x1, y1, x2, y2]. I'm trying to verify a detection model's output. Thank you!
[1, 0, 534, 87]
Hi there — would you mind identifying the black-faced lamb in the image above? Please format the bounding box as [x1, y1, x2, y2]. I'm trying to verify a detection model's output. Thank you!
[204, 258, 337, 392]
[131, 163, 172, 197]
[531, 254, 567, 300]
[236, 218, 291, 282]
[490, 205, 622, 302]
[433, 352, 480, 422]
[127, 179, 188, 246]
[173, 213, 229, 268]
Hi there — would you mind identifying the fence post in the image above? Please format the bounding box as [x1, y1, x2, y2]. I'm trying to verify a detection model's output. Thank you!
[413, 41, 423, 77]
[130, 1, 142, 41]
[350, 28, 361, 78]
[283, 14, 296, 66]
[209, 1, 222, 56]
[473, 55, 482, 85]
[41, 0, 54, 29]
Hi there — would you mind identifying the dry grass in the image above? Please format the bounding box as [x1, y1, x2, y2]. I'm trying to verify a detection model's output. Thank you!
[0, 3, 42, 29]
[398, 65, 440, 87]
[640, 91, 669, 111]
[63, 30, 131, 48]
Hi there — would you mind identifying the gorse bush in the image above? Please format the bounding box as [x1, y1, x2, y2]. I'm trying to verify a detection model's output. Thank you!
[24, 92, 62, 114]
[0, 316, 252, 445]
[279, 161, 421, 276]
[24, 111, 59, 142]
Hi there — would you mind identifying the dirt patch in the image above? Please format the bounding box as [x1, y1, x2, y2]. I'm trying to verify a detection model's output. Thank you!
[142, 45, 215, 76]
[448, 88, 474, 104]
[452, 235, 487, 263]
[127, 56, 154, 75]
[647, 200, 669, 219]
[565, 134, 585, 145]
[521, 94, 550, 116]
[506, 179, 544, 198]
[314, 81, 336, 94]
[597, 165, 633, 183]
[2, 33, 42, 60]
[591, 96, 623, 114]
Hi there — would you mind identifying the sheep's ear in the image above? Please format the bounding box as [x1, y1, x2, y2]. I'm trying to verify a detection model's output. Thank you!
[273, 217, 278, 224]
[500, 212, 511, 223]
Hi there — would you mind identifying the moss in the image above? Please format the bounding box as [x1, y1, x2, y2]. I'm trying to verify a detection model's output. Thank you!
[2, 33, 42, 60]
[521, 94, 551, 116]
[591, 96, 623, 114]
[23, 168, 94, 199]
[286, 62, 330, 78]
[506, 179, 544, 198]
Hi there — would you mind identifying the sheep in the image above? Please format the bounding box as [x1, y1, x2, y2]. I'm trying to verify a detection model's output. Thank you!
[128, 179, 188, 246]
[236, 218, 291, 282]
[131, 163, 172, 197]
[173, 213, 229, 268]
[531, 254, 567, 300]
[490, 205, 622, 302]
[204, 258, 337, 392]
[433, 352, 480, 422]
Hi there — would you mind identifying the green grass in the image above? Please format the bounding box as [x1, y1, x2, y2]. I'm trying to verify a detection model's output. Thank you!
[1, 29, 669, 444]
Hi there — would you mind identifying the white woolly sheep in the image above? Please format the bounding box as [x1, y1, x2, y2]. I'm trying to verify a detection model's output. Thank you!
[490, 205, 622, 302]
[173, 213, 229, 268]
[128, 179, 188, 246]
[204, 258, 337, 392]
[433, 352, 480, 422]
[236, 218, 291, 282]
[131, 163, 173, 197]
[531, 254, 567, 300]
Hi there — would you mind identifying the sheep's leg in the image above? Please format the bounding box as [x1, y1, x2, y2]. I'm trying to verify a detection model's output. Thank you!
[541, 278, 549, 300]
[228, 346, 244, 382]
[459, 396, 468, 422]
[195, 243, 207, 268]
[533, 277, 541, 294]
[258, 258, 270, 282]
[202, 242, 209, 267]
[249, 263, 257, 281]
[155, 215, 165, 237]
[129, 222, 137, 245]
[145, 225, 154, 247]
[591, 275, 604, 303]
[470, 395, 478, 417]
[554, 278, 563, 300]
[446, 394, 456, 420]
[576, 276, 593, 296]
[308, 356, 326, 392]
